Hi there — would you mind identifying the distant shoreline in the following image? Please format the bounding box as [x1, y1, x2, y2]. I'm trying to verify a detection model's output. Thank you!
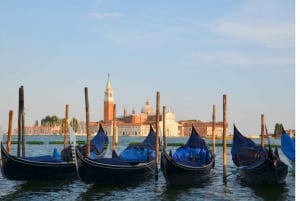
[1, 140, 281, 148]
[2, 133, 270, 140]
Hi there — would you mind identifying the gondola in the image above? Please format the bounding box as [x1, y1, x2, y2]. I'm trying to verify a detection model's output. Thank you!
[0, 125, 108, 181]
[281, 129, 295, 168]
[231, 125, 288, 184]
[76, 125, 156, 184]
[160, 125, 215, 185]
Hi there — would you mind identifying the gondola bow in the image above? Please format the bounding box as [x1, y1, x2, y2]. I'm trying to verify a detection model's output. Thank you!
[160, 125, 215, 185]
[231, 125, 288, 184]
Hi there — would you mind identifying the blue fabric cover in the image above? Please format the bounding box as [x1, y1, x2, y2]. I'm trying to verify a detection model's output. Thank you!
[246, 157, 266, 169]
[25, 155, 63, 162]
[24, 147, 62, 162]
[171, 126, 213, 167]
[94, 157, 130, 165]
[281, 132, 295, 162]
[61, 125, 109, 161]
[91, 127, 109, 153]
[115, 125, 156, 163]
[173, 147, 208, 166]
[90, 151, 97, 159]
[119, 147, 155, 162]
[231, 125, 268, 167]
[139, 126, 156, 150]
[53, 147, 61, 160]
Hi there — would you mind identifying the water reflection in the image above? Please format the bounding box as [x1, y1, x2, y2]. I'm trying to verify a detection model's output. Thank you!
[240, 182, 290, 201]
[76, 177, 153, 201]
[159, 170, 218, 201]
[161, 185, 187, 201]
[0, 137, 295, 201]
[0, 178, 79, 201]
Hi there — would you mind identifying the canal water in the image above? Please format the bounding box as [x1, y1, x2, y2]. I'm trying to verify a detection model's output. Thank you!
[0, 135, 295, 201]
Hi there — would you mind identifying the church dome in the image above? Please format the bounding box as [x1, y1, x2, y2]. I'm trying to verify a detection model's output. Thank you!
[141, 100, 154, 115]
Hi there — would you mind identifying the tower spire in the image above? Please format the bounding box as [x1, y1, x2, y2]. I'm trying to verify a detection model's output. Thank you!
[104, 73, 114, 123]
[106, 73, 113, 89]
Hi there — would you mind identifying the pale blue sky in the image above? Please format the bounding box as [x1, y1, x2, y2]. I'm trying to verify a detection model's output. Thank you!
[0, 0, 295, 135]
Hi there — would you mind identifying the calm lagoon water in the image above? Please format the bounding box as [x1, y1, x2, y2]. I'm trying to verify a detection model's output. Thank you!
[0, 135, 295, 201]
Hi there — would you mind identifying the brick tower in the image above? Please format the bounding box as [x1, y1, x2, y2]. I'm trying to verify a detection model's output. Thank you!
[104, 74, 114, 123]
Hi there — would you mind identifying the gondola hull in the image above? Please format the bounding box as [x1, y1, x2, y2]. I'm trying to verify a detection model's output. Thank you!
[231, 125, 288, 184]
[0, 125, 108, 181]
[238, 158, 288, 184]
[160, 150, 214, 185]
[76, 148, 156, 184]
[1, 143, 76, 180]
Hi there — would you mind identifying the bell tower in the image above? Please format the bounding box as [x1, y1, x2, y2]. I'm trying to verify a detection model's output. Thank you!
[104, 74, 114, 123]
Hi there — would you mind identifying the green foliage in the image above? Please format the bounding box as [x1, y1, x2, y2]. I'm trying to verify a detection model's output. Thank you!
[76, 140, 86, 144]
[129, 142, 142, 146]
[167, 142, 184, 146]
[274, 123, 284, 138]
[49, 141, 64, 144]
[70, 118, 79, 132]
[40, 115, 79, 133]
[26, 141, 44, 145]
[41, 115, 62, 127]
[49, 140, 85, 144]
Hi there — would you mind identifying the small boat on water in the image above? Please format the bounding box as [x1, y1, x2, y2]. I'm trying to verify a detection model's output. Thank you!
[76, 125, 156, 184]
[231, 125, 288, 184]
[0, 125, 108, 181]
[280, 129, 295, 168]
[160, 125, 215, 185]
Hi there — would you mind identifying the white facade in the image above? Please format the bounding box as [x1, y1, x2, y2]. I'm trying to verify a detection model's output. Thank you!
[159, 110, 179, 137]
[102, 124, 151, 137]
[101, 110, 179, 137]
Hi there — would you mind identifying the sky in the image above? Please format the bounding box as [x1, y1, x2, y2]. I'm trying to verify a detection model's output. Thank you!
[0, 0, 296, 135]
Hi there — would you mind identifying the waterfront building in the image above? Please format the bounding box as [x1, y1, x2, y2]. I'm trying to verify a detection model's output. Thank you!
[178, 120, 224, 137]
[98, 75, 179, 137]
[9, 75, 224, 136]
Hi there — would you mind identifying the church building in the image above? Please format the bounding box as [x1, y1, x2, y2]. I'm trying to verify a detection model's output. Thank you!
[99, 75, 179, 137]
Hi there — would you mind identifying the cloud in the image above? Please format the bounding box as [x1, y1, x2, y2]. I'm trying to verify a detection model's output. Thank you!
[210, 0, 294, 49]
[88, 12, 123, 19]
[214, 21, 294, 49]
[185, 51, 294, 68]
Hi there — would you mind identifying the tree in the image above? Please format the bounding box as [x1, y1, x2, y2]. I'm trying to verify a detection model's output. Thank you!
[274, 123, 284, 138]
[40, 115, 78, 134]
[70, 118, 79, 132]
[41, 115, 61, 127]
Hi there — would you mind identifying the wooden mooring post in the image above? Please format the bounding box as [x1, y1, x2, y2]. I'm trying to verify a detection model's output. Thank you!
[261, 114, 265, 147]
[21, 87, 25, 157]
[17, 86, 22, 157]
[84, 87, 91, 158]
[112, 104, 117, 152]
[223, 94, 227, 178]
[155, 91, 160, 180]
[17, 86, 25, 157]
[6, 110, 13, 153]
[163, 106, 166, 150]
[212, 105, 216, 156]
[64, 104, 69, 150]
